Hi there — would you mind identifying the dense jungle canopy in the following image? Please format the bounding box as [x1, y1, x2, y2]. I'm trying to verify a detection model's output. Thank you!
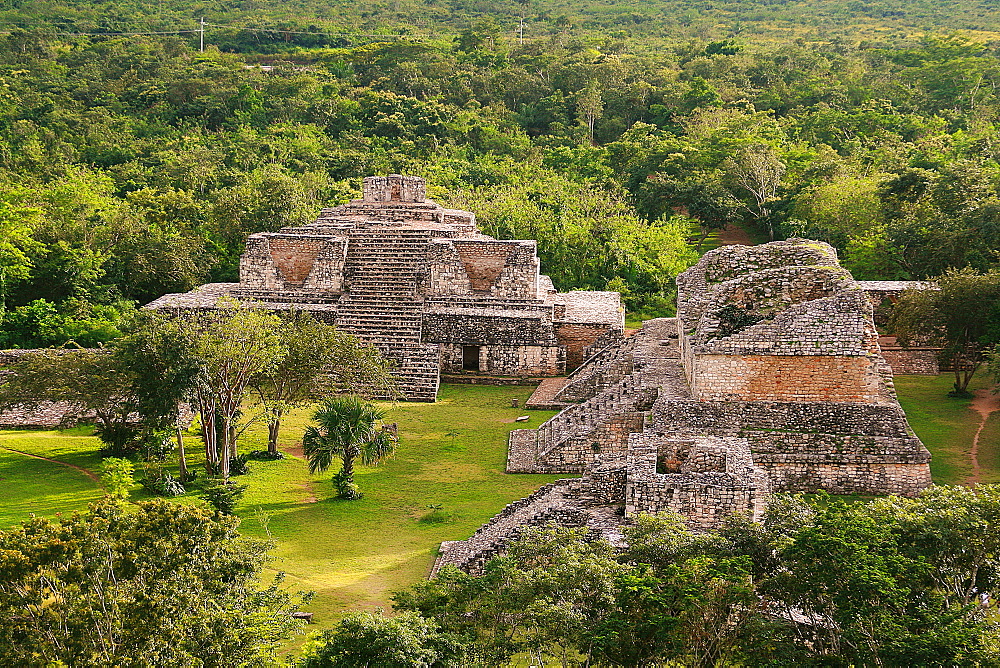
[3, 0, 1000, 345]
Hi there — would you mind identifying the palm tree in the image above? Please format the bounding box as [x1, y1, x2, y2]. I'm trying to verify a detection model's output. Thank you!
[302, 396, 397, 499]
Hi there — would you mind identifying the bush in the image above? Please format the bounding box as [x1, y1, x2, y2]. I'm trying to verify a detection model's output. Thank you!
[298, 610, 464, 668]
[140, 431, 175, 461]
[229, 453, 252, 476]
[101, 457, 135, 502]
[141, 470, 186, 497]
[247, 449, 285, 461]
[201, 480, 247, 515]
[96, 423, 142, 457]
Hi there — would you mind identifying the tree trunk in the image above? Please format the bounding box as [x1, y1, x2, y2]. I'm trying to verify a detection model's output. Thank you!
[267, 418, 280, 456]
[341, 453, 354, 483]
[220, 419, 231, 481]
[176, 427, 188, 479]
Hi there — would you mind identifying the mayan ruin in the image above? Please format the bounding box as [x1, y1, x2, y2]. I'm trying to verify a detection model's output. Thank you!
[145, 175, 624, 401]
[434, 238, 933, 574]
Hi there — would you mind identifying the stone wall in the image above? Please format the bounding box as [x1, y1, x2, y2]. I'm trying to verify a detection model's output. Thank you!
[438, 342, 563, 375]
[425, 239, 539, 299]
[623, 435, 769, 529]
[555, 323, 616, 370]
[240, 233, 347, 292]
[880, 347, 940, 375]
[687, 354, 885, 403]
[422, 308, 557, 346]
[0, 349, 95, 428]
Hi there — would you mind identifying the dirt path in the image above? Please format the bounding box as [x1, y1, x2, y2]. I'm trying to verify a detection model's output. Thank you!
[967, 389, 1000, 484]
[0, 445, 102, 484]
[719, 223, 754, 246]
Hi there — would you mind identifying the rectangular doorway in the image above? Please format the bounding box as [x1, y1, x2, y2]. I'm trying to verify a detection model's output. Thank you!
[462, 345, 480, 371]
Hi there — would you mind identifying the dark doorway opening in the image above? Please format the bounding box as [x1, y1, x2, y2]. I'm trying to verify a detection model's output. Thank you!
[462, 346, 480, 371]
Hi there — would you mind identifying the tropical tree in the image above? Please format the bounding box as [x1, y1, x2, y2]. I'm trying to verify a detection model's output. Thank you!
[190, 299, 286, 478]
[0, 499, 304, 665]
[302, 395, 398, 499]
[298, 610, 464, 668]
[251, 310, 396, 457]
[890, 268, 1000, 395]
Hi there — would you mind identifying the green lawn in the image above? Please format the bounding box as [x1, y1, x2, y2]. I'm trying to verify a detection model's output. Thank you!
[894, 373, 998, 485]
[0, 384, 561, 637]
[0, 427, 106, 527]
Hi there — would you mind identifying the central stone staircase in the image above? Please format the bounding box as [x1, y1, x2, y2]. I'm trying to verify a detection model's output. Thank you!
[335, 228, 439, 401]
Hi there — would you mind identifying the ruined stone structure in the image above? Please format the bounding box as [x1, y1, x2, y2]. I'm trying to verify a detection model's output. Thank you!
[434, 239, 932, 575]
[858, 280, 942, 375]
[146, 175, 624, 401]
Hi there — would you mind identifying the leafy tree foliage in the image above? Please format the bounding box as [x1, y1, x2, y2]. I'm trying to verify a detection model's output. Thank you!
[392, 488, 1000, 666]
[251, 310, 396, 456]
[0, 499, 304, 665]
[298, 610, 464, 668]
[890, 268, 1000, 394]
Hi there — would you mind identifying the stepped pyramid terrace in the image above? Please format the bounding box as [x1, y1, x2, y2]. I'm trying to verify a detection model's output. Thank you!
[434, 239, 933, 575]
[145, 175, 625, 401]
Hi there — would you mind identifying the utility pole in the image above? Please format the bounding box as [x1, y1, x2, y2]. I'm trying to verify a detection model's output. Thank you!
[199, 17, 205, 52]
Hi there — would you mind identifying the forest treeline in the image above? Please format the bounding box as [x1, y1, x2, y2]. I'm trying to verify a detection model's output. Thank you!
[3, 4, 1000, 345]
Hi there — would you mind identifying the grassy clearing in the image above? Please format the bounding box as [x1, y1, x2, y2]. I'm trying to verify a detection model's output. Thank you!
[236, 384, 561, 628]
[0, 384, 562, 638]
[0, 428, 105, 528]
[894, 373, 998, 485]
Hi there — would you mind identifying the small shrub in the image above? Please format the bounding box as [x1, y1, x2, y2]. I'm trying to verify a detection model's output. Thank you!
[247, 449, 285, 461]
[140, 431, 174, 461]
[101, 457, 135, 502]
[96, 424, 141, 457]
[201, 480, 247, 515]
[229, 454, 251, 476]
[141, 471, 186, 497]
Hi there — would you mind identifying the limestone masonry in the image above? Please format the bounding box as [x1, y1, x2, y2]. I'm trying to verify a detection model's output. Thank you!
[433, 239, 932, 575]
[146, 175, 624, 401]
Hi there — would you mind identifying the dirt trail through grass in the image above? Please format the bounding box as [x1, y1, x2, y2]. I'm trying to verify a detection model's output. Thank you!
[0, 445, 101, 484]
[969, 389, 1000, 484]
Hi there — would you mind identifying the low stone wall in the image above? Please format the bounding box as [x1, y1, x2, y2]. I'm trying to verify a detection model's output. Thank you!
[440, 374, 550, 386]
[0, 349, 95, 428]
[880, 347, 940, 375]
[757, 461, 931, 496]
[650, 397, 917, 438]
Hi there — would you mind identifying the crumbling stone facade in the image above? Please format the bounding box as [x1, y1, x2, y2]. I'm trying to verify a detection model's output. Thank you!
[434, 239, 932, 575]
[146, 175, 624, 401]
